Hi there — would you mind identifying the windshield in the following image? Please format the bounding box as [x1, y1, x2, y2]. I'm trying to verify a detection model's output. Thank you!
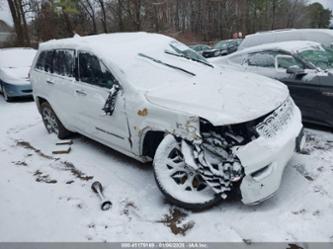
[0, 49, 36, 68]
[297, 47, 333, 70]
[166, 41, 213, 67]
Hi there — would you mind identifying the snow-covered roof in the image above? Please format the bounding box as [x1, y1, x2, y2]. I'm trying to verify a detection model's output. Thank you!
[39, 32, 214, 91]
[238, 40, 323, 54]
[40, 32, 175, 68]
[247, 29, 333, 38]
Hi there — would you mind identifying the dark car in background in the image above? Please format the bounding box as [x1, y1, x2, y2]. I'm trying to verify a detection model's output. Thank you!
[202, 39, 242, 58]
[214, 41, 333, 128]
[190, 44, 211, 55]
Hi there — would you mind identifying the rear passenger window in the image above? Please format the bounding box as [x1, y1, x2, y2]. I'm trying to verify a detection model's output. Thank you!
[78, 52, 117, 89]
[44, 50, 54, 73]
[53, 49, 75, 77]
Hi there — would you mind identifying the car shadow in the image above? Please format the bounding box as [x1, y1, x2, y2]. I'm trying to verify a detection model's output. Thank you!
[72, 133, 152, 172]
[0, 95, 34, 103]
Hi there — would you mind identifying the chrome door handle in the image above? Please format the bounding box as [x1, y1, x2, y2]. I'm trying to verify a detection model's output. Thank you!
[75, 90, 87, 96]
[322, 91, 333, 97]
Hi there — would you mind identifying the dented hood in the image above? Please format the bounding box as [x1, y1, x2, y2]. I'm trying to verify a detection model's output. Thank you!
[145, 69, 289, 126]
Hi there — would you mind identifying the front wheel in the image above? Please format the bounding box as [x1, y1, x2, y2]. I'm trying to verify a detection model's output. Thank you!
[40, 102, 71, 139]
[153, 134, 221, 211]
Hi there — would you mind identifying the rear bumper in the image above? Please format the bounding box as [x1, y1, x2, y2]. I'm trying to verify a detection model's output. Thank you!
[235, 104, 303, 205]
[1, 81, 32, 97]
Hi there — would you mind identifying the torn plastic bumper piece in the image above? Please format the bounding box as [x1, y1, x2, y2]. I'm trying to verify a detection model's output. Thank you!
[237, 104, 303, 205]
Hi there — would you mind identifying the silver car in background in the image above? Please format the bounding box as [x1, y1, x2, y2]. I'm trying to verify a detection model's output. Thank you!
[0, 48, 37, 102]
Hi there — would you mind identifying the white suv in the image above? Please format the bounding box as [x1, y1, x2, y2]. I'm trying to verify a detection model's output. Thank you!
[30, 33, 304, 210]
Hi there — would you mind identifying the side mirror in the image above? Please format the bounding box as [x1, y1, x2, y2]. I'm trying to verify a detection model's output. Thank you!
[286, 65, 307, 77]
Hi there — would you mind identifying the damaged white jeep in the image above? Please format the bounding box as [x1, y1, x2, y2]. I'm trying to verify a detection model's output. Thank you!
[30, 33, 304, 210]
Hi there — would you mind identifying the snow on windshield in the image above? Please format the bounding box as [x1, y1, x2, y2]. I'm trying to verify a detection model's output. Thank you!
[0, 49, 37, 68]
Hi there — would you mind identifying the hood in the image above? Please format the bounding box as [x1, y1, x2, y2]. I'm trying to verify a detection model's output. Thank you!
[1, 67, 30, 85]
[145, 69, 289, 126]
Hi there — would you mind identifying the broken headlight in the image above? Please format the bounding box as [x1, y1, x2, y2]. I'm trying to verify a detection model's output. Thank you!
[256, 97, 294, 138]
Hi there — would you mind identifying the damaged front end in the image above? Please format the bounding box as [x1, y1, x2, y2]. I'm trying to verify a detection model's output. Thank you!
[178, 117, 261, 200]
[173, 97, 302, 204]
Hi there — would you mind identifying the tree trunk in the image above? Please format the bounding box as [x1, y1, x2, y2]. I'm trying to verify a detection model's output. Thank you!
[7, 0, 24, 46]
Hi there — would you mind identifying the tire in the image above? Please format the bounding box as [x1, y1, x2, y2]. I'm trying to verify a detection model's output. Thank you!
[153, 134, 221, 211]
[40, 102, 71, 139]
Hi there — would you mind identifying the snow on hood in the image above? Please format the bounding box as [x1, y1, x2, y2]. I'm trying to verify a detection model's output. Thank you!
[146, 68, 289, 126]
[1, 67, 31, 85]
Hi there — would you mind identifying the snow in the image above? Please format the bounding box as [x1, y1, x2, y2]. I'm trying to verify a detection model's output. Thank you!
[234, 41, 323, 57]
[0, 48, 36, 68]
[1, 96, 333, 242]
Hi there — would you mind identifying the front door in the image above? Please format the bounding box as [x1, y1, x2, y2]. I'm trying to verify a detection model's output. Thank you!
[74, 51, 130, 151]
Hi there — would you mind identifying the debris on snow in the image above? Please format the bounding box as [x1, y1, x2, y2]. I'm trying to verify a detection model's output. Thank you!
[91, 181, 112, 211]
[16, 140, 53, 159]
[157, 208, 195, 236]
[52, 146, 71, 155]
[33, 170, 57, 184]
[56, 140, 73, 145]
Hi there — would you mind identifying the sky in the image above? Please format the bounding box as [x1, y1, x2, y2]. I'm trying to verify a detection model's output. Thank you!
[0, 0, 332, 27]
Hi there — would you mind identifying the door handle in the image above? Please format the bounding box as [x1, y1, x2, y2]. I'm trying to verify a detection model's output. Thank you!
[322, 91, 333, 97]
[75, 90, 87, 96]
[46, 80, 55, 85]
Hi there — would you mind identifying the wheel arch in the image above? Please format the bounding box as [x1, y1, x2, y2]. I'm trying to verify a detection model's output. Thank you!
[35, 96, 48, 113]
[141, 129, 166, 159]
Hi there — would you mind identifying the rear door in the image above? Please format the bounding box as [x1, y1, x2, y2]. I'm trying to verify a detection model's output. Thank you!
[50, 49, 78, 129]
[74, 51, 131, 151]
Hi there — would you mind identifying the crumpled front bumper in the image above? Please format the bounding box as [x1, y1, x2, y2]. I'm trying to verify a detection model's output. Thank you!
[235, 104, 304, 205]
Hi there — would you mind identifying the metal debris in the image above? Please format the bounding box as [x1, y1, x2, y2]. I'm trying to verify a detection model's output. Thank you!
[102, 84, 120, 116]
[56, 139, 73, 145]
[52, 146, 71, 155]
[91, 181, 112, 211]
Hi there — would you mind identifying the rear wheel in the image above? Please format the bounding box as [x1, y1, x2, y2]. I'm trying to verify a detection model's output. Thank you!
[153, 134, 221, 211]
[40, 102, 71, 139]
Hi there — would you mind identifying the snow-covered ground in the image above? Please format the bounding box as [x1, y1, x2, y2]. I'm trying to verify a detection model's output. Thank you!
[0, 96, 333, 242]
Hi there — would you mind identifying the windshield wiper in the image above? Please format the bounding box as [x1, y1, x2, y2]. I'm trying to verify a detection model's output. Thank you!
[165, 50, 214, 68]
[139, 53, 196, 76]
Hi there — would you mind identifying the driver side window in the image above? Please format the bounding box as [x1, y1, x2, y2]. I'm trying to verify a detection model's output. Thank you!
[276, 55, 304, 70]
[78, 52, 117, 89]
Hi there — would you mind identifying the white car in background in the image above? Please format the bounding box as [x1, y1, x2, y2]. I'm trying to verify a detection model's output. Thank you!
[30, 33, 304, 210]
[238, 29, 333, 51]
[0, 48, 36, 102]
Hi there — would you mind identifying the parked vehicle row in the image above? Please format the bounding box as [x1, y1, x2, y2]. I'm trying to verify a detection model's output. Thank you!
[190, 39, 242, 58]
[3, 29, 332, 210]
